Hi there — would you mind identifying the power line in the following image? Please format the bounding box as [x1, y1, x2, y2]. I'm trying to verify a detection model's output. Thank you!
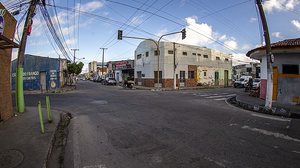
[105, 0, 240, 54]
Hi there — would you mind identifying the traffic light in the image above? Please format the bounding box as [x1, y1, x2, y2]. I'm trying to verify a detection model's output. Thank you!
[117, 30, 123, 40]
[181, 28, 186, 40]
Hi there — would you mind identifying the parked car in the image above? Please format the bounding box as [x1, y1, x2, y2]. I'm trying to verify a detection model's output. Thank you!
[252, 78, 261, 89]
[234, 76, 252, 88]
[104, 78, 117, 85]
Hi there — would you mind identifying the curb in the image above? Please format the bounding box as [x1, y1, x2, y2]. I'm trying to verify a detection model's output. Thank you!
[228, 96, 296, 118]
[43, 111, 72, 168]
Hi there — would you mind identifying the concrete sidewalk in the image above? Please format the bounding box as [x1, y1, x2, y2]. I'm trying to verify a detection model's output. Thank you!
[0, 107, 60, 168]
[232, 92, 300, 117]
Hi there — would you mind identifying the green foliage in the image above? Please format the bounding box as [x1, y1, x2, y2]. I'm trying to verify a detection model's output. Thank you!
[67, 62, 84, 75]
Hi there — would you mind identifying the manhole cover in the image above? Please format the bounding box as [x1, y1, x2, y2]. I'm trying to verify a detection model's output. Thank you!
[90, 100, 108, 105]
[0, 149, 24, 168]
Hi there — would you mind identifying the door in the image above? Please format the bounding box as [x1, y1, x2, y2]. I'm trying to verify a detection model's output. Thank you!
[273, 66, 278, 100]
[224, 70, 229, 87]
[137, 71, 142, 85]
[215, 71, 219, 86]
[40, 72, 46, 92]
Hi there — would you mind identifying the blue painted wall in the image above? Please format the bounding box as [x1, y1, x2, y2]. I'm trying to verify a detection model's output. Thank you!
[11, 54, 60, 91]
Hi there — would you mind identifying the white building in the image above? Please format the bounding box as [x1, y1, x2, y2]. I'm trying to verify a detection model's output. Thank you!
[134, 41, 232, 88]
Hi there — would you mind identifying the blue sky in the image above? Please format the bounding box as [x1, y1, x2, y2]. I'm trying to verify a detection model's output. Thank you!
[5, 0, 300, 71]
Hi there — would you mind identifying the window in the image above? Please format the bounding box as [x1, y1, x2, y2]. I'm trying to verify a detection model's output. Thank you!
[180, 71, 185, 82]
[282, 64, 299, 74]
[197, 54, 201, 56]
[192, 53, 196, 55]
[182, 51, 187, 56]
[168, 50, 174, 54]
[204, 71, 207, 77]
[154, 50, 159, 56]
[203, 55, 208, 58]
[145, 51, 149, 57]
[225, 58, 229, 62]
[188, 71, 195, 79]
[216, 57, 220, 60]
[137, 54, 142, 59]
[154, 71, 162, 83]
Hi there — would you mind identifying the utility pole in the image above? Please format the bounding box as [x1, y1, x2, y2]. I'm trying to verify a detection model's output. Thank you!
[16, 0, 38, 113]
[71, 48, 79, 63]
[256, 0, 273, 109]
[173, 42, 176, 90]
[100, 48, 107, 75]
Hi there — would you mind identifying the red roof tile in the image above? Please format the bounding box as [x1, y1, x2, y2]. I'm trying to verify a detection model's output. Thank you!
[246, 38, 300, 56]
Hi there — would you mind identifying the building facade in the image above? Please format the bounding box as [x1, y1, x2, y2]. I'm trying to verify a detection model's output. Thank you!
[233, 63, 260, 80]
[0, 3, 18, 121]
[11, 55, 67, 92]
[134, 41, 232, 88]
[107, 60, 134, 82]
[247, 38, 300, 105]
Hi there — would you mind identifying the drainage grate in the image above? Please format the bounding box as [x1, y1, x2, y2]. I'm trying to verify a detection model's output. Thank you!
[0, 149, 24, 168]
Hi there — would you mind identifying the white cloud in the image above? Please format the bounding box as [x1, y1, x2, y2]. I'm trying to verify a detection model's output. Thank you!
[130, 15, 144, 26]
[218, 35, 227, 41]
[164, 16, 214, 46]
[263, 0, 300, 12]
[76, 0, 103, 12]
[241, 44, 253, 51]
[224, 40, 237, 50]
[291, 20, 300, 30]
[232, 53, 259, 66]
[65, 38, 76, 45]
[272, 32, 283, 38]
[249, 17, 257, 23]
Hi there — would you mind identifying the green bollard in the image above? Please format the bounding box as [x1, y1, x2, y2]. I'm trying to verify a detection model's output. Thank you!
[46, 96, 52, 123]
[17, 67, 25, 113]
[38, 101, 45, 134]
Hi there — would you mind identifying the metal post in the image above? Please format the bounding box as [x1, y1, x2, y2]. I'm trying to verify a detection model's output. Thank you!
[37, 101, 45, 134]
[256, 0, 273, 109]
[46, 96, 52, 123]
[173, 42, 176, 90]
[16, 0, 38, 113]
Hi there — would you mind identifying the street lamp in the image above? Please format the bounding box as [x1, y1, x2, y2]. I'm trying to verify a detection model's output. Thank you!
[117, 28, 186, 90]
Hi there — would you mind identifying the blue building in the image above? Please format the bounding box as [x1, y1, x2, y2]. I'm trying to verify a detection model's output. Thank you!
[11, 54, 67, 91]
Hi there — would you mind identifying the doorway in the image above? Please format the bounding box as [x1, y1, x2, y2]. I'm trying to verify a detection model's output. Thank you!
[224, 70, 229, 87]
[215, 71, 219, 86]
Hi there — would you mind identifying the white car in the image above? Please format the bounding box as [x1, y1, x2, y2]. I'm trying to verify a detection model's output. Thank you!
[252, 78, 261, 89]
[234, 76, 252, 88]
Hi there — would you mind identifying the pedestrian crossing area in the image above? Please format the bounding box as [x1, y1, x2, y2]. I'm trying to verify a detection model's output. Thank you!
[181, 92, 236, 101]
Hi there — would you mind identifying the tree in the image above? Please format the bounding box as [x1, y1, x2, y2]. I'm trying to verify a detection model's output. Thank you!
[67, 62, 84, 75]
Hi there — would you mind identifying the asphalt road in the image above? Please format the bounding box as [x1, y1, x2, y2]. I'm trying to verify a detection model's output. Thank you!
[25, 81, 300, 168]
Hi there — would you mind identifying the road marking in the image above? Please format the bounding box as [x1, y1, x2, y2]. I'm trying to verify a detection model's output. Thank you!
[83, 165, 107, 168]
[205, 95, 225, 99]
[204, 157, 226, 168]
[251, 113, 291, 122]
[241, 125, 300, 143]
[292, 151, 300, 154]
[214, 98, 228, 101]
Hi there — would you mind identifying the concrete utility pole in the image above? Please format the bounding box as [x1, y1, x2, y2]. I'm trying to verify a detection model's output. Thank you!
[16, 0, 38, 113]
[173, 42, 177, 90]
[100, 48, 107, 75]
[71, 48, 79, 63]
[256, 0, 273, 109]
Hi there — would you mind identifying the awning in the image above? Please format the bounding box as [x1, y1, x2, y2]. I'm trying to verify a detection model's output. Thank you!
[0, 34, 19, 49]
